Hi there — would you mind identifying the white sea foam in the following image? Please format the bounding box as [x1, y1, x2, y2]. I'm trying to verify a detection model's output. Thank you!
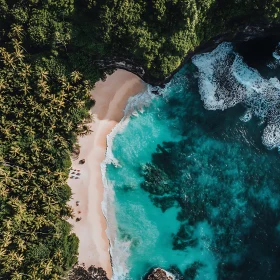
[165, 269, 176, 280]
[239, 109, 252, 122]
[272, 43, 280, 61]
[267, 43, 280, 69]
[192, 42, 280, 149]
[101, 85, 156, 279]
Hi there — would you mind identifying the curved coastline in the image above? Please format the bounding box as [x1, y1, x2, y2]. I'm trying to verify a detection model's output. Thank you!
[68, 69, 145, 278]
[98, 23, 280, 87]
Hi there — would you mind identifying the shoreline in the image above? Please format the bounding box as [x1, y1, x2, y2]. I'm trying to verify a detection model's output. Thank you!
[101, 86, 155, 278]
[68, 69, 145, 278]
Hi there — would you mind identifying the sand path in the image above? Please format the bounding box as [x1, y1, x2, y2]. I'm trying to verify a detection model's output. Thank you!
[68, 70, 145, 278]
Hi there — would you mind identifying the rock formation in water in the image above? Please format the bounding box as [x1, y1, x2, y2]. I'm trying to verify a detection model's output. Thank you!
[147, 268, 174, 280]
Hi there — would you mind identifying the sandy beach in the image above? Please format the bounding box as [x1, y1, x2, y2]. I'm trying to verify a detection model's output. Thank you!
[68, 69, 145, 278]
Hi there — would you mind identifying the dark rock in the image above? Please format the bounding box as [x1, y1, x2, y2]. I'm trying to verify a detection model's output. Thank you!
[151, 89, 160, 95]
[79, 159, 85, 164]
[147, 268, 173, 280]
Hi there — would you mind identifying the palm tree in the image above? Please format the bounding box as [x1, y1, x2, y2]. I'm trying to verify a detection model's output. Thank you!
[27, 169, 36, 179]
[12, 40, 25, 61]
[0, 182, 9, 198]
[39, 70, 49, 81]
[76, 99, 85, 109]
[40, 259, 53, 275]
[10, 146, 21, 157]
[2, 233, 12, 248]
[10, 251, 24, 266]
[24, 126, 35, 138]
[17, 152, 29, 166]
[0, 248, 6, 258]
[71, 71, 82, 83]
[40, 107, 50, 118]
[22, 84, 31, 95]
[34, 215, 47, 230]
[9, 24, 24, 40]
[58, 75, 67, 85]
[56, 99, 65, 109]
[65, 82, 73, 91]
[28, 267, 40, 280]
[38, 79, 50, 96]
[19, 64, 32, 79]
[12, 167, 26, 178]
[11, 271, 23, 280]
[53, 249, 63, 263]
[1, 127, 13, 140]
[15, 110, 24, 119]
[5, 52, 15, 69]
[16, 237, 26, 252]
[0, 78, 6, 91]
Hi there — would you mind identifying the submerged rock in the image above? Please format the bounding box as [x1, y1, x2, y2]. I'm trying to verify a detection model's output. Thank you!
[147, 268, 174, 280]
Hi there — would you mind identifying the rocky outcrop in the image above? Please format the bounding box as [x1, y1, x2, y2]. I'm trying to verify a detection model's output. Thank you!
[147, 268, 174, 280]
[97, 23, 280, 86]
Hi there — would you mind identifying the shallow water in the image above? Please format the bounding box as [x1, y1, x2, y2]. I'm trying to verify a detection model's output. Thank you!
[106, 42, 280, 279]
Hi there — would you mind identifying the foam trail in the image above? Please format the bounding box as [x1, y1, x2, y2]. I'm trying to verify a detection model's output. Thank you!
[267, 42, 280, 69]
[101, 85, 155, 279]
[239, 109, 252, 122]
[272, 43, 280, 61]
[192, 42, 280, 149]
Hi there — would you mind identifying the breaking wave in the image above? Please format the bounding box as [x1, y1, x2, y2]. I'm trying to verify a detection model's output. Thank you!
[272, 43, 280, 61]
[192, 42, 280, 149]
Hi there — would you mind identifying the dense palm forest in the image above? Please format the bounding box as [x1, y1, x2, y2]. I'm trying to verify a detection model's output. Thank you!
[0, 27, 93, 278]
[0, 0, 280, 279]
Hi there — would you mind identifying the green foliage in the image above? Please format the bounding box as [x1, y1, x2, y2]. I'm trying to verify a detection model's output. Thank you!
[25, 243, 51, 263]
[0, 33, 92, 279]
[71, 0, 280, 79]
[0, 0, 280, 279]
[69, 264, 109, 280]
[1, 0, 279, 82]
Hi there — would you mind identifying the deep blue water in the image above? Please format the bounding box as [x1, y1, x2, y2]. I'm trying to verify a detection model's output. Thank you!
[106, 41, 280, 279]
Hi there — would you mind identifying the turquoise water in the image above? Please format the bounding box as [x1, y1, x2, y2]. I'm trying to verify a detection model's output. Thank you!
[106, 42, 280, 279]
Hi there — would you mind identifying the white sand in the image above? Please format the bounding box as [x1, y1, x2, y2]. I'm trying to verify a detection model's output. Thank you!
[68, 69, 145, 278]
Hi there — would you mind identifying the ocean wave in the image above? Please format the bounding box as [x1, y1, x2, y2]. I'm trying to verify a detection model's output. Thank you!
[267, 43, 280, 69]
[272, 43, 280, 61]
[192, 42, 280, 149]
[101, 85, 156, 279]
